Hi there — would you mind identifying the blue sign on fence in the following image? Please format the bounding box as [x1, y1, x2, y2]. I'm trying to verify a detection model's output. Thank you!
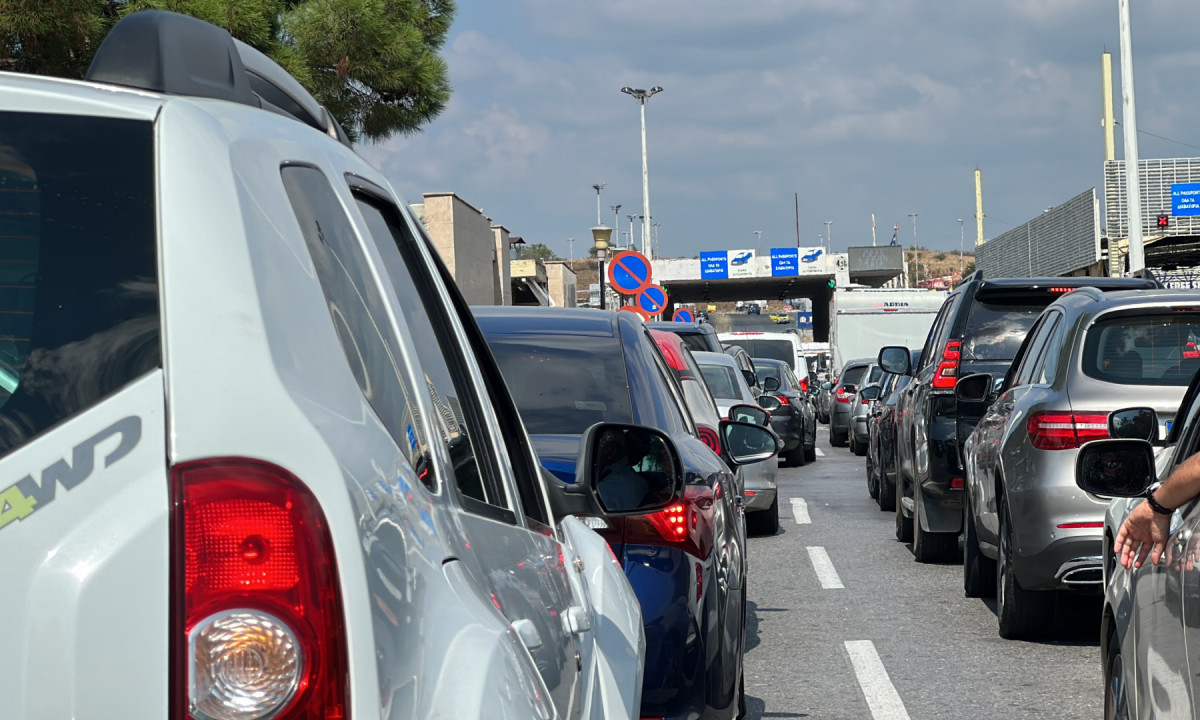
[796, 312, 813, 329]
[770, 248, 799, 277]
[700, 251, 729, 279]
[1173, 183, 1200, 217]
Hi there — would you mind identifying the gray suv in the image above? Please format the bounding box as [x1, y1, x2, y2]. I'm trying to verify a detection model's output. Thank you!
[829, 359, 877, 447]
[958, 288, 1200, 638]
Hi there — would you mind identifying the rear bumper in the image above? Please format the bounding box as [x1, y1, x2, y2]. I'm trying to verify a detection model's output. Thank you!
[1008, 479, 1109, 592]
[744, 485, 777, 512]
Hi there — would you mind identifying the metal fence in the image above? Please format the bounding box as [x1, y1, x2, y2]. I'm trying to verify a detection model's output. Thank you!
[975, 189, 1100, 278]
[1105, 157, 1200, 238]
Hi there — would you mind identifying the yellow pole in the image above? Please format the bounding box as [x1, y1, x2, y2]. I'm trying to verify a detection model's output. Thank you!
[974, 169, 984, 246]
[1102, 52, 1116, 163]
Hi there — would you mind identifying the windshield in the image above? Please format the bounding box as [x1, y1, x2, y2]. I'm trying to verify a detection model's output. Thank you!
[675, 331, 714, 353]
[1083, 315, 1200, 387]
[699, 363, 742, 400]
[0, 112, 160, 458]
[962, 300, 1044, 362]
[483, 334, 635, 434]
[755, 362, 793, 390]
[840, 365, 868, 387]
[731, 339, 793, 366]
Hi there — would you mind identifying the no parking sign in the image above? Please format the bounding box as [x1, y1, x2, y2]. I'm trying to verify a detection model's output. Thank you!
[672, 308, 694, 323]
[607, 250, 653, 296]
[637, 284, 668, 317]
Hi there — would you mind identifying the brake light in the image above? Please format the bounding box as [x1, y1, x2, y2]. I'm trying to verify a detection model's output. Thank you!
[1057, 521, 1105, 529]
[931, 341, 962, 390]
[776, 394, 792, 407]
[697, 425, 722, 455]
[1027, 411, 1109, 450]
[172, 459, 347, 720]
[800, 376, 809, 393]
[1048, 287, 1075, 294]
[860, 393, 871, 405]
[835, 387, 854, 404]
[1185, 341, 1199, 360]
[625, 485, 715, 560]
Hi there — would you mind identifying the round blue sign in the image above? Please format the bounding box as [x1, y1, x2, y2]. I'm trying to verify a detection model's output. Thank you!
[637, 284, 668, 316]
[672, 308, 694, 323]
[608, 250, 653, 296]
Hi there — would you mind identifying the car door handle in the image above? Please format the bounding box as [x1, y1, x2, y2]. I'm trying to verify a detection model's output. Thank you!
[564, 606, 592, 635]
[510, 618, 543, 649]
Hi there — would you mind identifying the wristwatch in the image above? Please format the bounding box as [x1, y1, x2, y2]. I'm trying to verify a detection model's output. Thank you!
[1145, 484, 1175, 516]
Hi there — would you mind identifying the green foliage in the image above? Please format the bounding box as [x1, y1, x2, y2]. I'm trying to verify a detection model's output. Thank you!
[934, 252, 947, 261]
[520, 243, 559, 261]
[1, 0, 454, 142]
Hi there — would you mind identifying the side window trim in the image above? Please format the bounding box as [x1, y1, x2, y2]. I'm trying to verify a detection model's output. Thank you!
[1012, 315, 1053, 387]
[1033, 314, 1066, 385]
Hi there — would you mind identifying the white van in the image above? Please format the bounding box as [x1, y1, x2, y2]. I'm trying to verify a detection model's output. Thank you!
[718, 331, 811, 387]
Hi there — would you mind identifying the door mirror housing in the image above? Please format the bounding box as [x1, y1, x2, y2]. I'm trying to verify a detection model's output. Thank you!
[878, 346, 912, 376]
[742, 369, 759, 389]
[859, 385, 882, 401]
[729, 403, 770, 426]
[955, 373, 994, 403]
[821, 381, 833, 391]
[757, 395, 783, 412]
[718, 420, 780, 465]
[575, 423, 686, 515]
[1075, 439, 1157, 498]
[1109, 407, 1159, 443]
[762, 376, 781, 392]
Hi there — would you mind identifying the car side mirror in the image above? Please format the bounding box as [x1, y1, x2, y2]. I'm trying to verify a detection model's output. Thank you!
[757, 395, 783, 412]
[1108, 407, 1159, 443]
[762, 376, 780, 392]
[955, 373, 994, 403]
[860, 385, 882, 401]
[576, 423, 685, 515]
[878, 346, 912, 376]
[718, 420, 780, 466]
[1075, 439, 1156, 497]
[729, 403, 770, 426]
[821, 382, 833, 391]
[742, 369, 758, 388]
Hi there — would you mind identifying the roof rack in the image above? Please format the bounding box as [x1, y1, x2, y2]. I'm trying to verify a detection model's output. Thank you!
[85, 10, 351, 148]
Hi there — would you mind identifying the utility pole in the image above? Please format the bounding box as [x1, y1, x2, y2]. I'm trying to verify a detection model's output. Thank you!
[627, 214, 637, 252]
[621, 86, 663, 261]
[824, 221, 832, 253]
[610, 204, 622, 247]
[974, 170, 985, 246]
[592, 183, 605, 225]
[794, 193, 801, 248]
[567, 237, 575, 262]
[755, 230, 763, 266]
[1118, 0, 1145, 273]
[957, 219, 965, 275]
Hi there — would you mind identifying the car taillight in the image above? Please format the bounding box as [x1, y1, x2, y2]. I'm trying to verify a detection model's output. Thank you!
[931, 340, 962, 390]
[835, 387, 853, 403]
[1185, 341, 1199, 360]
[1026, 411, 1109, 450]
[800, 377, 809, 393]
[697, 425, 722, 455]
[624, 485, 714, 560]
[172, 459, 347, 720]
[860, 394, 871, 405]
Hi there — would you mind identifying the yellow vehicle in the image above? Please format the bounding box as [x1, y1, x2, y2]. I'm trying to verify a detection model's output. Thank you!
[769, 312, 791, 324]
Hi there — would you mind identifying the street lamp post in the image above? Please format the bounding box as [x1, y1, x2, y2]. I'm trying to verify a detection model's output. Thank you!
[592, 183, 605, 225]
[567, 237, 574, 262]
[610, 204, 622, 247]
[957, 218, 964, 275]
[592, 225, 613, 310]
[823, 221, 832, 253]
[627, 214, 637, 252]
[621, 85, 663, 261]
[755, 230, 763, 266]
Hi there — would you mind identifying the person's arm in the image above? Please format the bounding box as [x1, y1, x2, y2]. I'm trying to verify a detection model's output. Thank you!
[1116, 451, 1200, 569]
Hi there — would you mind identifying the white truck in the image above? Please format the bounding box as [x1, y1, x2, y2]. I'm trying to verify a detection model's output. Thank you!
[828, 288, 948, 373]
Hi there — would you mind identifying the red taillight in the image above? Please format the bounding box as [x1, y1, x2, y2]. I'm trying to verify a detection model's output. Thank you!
[931, 341, 962, 390]
[860, 393, 871, 405]
[1185, 341, 1199, 360]
[835, 387, 853, 404]
[800, 377, 809, 393]
[1027, 411, 1109, 450]
[697, 425, 722, 455]
[172, 459, 348, 720]
[950, 476, 964, 489]
[625, 485, 714, 560]
[1057, 521, 1105, 529]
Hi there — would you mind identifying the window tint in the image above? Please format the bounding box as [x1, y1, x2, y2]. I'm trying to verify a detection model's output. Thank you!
[353, 195, 516, 515]
[728, 339, 792, 366]
[1036, 316, 1066, 384]
[676, 332, 713, 353]
[1012, 315, 1055, 387]
[867, 365, 883, 384]
[485, 334, 634, 435]
[840, 365, 868, 387]
[0, 113, 159, 457]
[1083, 314, 1200, 387]
[644, 332, 695, 435]
[962, 300, 1045, 361]
[754, 361, 792, 389]
[699, 363, 742, 400]
[281, 166, 431, 478]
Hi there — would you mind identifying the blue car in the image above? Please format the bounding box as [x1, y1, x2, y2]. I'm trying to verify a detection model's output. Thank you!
[730, 251, 752, 265]
[475, 307, 755, 720]
[801, 248, 823, 263]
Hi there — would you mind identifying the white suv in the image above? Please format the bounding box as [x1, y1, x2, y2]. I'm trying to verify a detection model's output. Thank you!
[0, 10, 685, 720]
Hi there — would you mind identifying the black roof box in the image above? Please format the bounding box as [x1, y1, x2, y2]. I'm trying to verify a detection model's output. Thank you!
[86, 10, 351, 147]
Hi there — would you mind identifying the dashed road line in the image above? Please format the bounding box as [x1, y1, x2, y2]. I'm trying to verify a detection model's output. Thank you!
[815, 448, 826, 457]
[806, 546, 844, 589]
[790, 497, 811, 524]
[844, 640, 911, 720]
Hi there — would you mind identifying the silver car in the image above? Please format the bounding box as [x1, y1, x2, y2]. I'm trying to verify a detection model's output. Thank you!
[695, 351, 781, 534]
[960, 288, 1200, 638]
[848, 362, 881, 456]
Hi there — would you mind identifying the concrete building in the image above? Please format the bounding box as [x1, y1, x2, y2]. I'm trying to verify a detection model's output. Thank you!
[416, 192, 497, 306]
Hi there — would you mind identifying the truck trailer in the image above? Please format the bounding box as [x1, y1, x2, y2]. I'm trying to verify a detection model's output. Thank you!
[829, 288, 948, 374]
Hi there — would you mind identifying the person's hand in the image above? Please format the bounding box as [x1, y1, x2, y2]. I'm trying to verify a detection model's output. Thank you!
[1114, 500, 1173, 570]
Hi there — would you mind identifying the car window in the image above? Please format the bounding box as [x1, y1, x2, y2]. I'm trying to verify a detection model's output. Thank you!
[281, 165, 436, 484]
[1036, 314, 1068, 385]
[0, 112, 160, 459]
[677, 332, 712, 353]
[1011, 314, 1055, 387]
[755, 362, 791, 389]
[920, 297, 956, 371]
[699, 363, 741, 400]
[962, 299, 1046, 362]
[1082, 313, 1200, 387]
[728, 339, 792, 366]
[840, 365, 868, 387]
[867, 365, 882, 384]
[645, 330, 697, 436]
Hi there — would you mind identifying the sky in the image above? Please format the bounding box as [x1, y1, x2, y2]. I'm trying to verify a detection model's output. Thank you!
[357, 0, 1200, 261]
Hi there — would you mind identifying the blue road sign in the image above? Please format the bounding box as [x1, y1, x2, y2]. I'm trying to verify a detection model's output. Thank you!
[673, 308, 694, 323]
[608, 250, 653, 295]
[638, 284, 668, 316]
[770, 248, 799, 277]
[1174, 183, 1200, 217]
[796, 312, 813, 329]
[700, 251, 729, 279]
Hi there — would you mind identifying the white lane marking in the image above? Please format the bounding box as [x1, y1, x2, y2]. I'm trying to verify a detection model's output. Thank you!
[806, 546, 844, 589]
[790, 497, 811, 524]
[844, 640, 911, 720]
[815, 448, 826, 457]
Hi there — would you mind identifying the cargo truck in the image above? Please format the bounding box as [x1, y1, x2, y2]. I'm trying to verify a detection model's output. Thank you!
[829, 288, 947, 374]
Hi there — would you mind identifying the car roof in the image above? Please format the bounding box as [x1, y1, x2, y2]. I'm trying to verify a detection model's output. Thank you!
[692, 351, 738, 368]
[1049, 287, 1200, 315]
[644, 320, 714, 333]
[754, 357, 788, 368]
[472, 306, 622, 337]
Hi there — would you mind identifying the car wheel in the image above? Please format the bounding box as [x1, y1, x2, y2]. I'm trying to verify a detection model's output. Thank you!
[877, 472, 896, 511]
[747, 497, 779, 536]
[866, 453, 879, 499]
[913, 489, 958, 563]
[1104, 626, 1131, 720]
[804, 442, 816, 463]
[895, 475, 913, 543]
[963, 494, 996, 598]
[996, 495, 1055, 639]
[853, 435, 867, 457]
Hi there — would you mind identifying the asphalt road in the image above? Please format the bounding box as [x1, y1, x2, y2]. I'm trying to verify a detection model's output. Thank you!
[742, 427, 1104, 720]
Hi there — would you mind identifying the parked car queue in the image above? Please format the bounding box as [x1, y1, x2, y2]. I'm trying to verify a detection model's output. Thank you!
[833, 272, 1200, 719]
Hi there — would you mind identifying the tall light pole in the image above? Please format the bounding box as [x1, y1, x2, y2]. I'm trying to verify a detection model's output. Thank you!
[567, 237, 575, 262]
[823, 221, 832, 253]
[627, 214, 637, 251]
[652, 223, 661, 256]
[957, 219, 965, 275]
[908, 213, 919, 246]
[592, 183, 606, 225]
[754, 230, 763, 264]
[610, 204, 622, 247]
[1118, 0, 1145, 273]
[621, 85, 663, 261]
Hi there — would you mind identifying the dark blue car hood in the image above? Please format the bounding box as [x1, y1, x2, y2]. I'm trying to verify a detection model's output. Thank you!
[531, 434, 582, 484]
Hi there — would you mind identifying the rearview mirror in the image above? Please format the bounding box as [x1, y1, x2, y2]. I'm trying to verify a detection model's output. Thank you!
[757, 395, 783, 412]
[955, 373, 994, 403]
[719, 420, 780, 465]
[762, 376, 781, 392]
[860, 385, 881, 401]
[1075, 439, 1156, 498]
[1109, 407, 1159, 443]
[729, 403, 770, 426]
[878, 346, 912, 376]
[577, 423, 685, 514]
